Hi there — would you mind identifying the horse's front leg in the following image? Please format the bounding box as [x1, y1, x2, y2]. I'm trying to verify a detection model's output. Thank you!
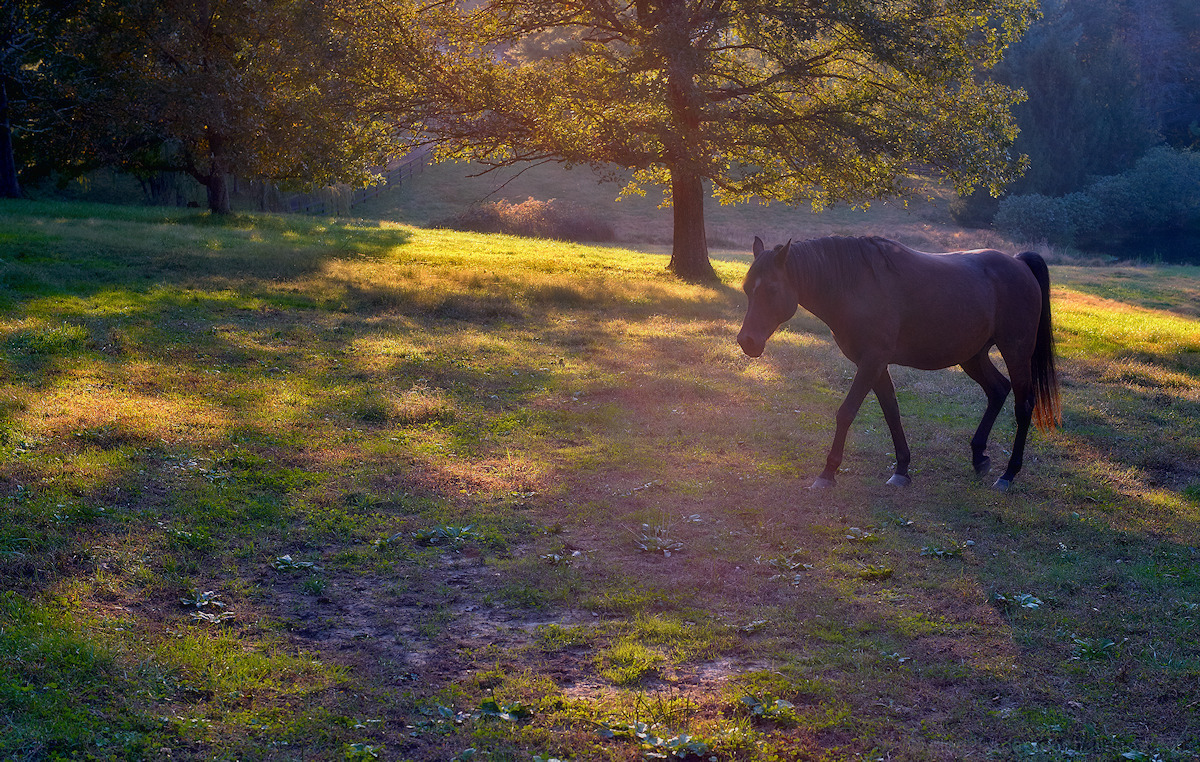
[812, 359, 887, 489]
[873, 369, 912, 487]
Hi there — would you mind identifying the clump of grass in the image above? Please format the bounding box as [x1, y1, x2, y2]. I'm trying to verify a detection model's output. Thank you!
[596, 639, 664, 685]
[5, 322, 89, 357]
[535, 623, 592, 651]
[393, 384, 452, 425]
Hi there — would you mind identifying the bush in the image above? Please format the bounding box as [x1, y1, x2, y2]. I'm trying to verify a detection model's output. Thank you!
[995, 148, 1200, 260]
[948, 188, 1000, 229]
[434, 197, 616, 243]
[994, 193, 1076, 246]
[1085, 147, 1200, 234]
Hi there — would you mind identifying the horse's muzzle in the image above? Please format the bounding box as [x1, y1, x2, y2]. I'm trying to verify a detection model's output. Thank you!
[737, 331, 763, 358]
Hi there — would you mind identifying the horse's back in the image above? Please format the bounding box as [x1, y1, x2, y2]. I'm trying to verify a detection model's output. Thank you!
[860, 238, 1041, 368]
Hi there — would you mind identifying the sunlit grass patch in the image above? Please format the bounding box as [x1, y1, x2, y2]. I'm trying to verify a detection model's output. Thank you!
[1053, 287, 1200, 364]
[154, 629, 342, 704]
[20, 382, 231, 451]
[595, 639, 666, 685]
[1053, 264, 1200, 318]
[3, 321, 89, 359]
[1100, 358, 1199, 397]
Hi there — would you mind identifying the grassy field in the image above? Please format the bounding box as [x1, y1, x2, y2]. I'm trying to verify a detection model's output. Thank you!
[0, 198, 1198, 761]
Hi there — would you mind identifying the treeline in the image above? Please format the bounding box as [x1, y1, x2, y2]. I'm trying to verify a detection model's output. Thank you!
[8, 1, 1195, 267]
[4, 0, 1041, 282]
[956, 0, 1200, 261]
[0, 0, 400, 213]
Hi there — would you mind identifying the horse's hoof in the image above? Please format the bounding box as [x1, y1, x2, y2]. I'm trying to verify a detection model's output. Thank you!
[886, 474, 912, 487]
[974, 456, 991, 476]
[810, 476, 836, 490]
[993, 478, 1012, 492]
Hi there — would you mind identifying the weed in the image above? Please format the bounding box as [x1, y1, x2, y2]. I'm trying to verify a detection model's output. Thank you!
[633, 525, 684, 556]
[845, 526, 881, 543]
[412, 523, 479, 546]
[343, 742, 382, 760]
[272, 555, 320, 571]
[1070, 636, 1123, 661]
[595, 720, 714, 759]
[180, 589, 227, 609]
[739, 695, 798, 724]
[476, 697, 534, 723]
[920, 545, 963, 558]
[302, 576, 329, 596]
[191, 610, 236, 625]
[990, 592, 1045, 612]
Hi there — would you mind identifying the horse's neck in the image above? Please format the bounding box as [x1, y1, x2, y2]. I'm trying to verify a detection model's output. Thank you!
[785, 247, 845, 323]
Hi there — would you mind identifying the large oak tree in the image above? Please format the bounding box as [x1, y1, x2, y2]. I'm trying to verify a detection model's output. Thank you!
[361, 0, 1036, 281]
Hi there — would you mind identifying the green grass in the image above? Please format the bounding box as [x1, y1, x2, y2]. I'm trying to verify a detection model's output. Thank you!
[1, 198, 1198, 760]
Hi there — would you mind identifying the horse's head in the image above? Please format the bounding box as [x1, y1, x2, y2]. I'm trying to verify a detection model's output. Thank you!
[737, 236, 799, 357]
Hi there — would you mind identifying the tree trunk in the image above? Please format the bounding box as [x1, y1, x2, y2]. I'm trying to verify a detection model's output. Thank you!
[657, 0, 716, 284]
[0, 79, 22, 199]
[206, 170, 231, 214]
[668, 168, 717, 283]
[204, 128, 232, 213]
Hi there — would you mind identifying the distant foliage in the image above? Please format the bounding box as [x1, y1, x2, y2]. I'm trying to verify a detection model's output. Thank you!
[955, 0, 1200, 232]
[995, 147, 1200, 260]
[434, 197, 615, 243]
[994, 194, 1076, 246]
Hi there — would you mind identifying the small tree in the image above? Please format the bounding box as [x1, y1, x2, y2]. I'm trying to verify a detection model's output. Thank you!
[51, 0, 396, 213]
[0, 0, 86, 198]
[363, 0, 1035, 281]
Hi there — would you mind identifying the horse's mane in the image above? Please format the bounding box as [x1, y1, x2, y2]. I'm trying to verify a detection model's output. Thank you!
[783, 236, 904, 292]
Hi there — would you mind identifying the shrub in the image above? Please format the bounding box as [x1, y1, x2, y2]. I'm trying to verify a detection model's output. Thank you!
[1085, 147, 1200, 235]
[994, 193, 1076, 246]
[948, 188, 1000, 229]
[434, 197, 616, 243]
[995, 148, 1200, 259]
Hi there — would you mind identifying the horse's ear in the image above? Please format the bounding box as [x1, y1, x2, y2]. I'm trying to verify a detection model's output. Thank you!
[752, 236, 766, 259]
[774, 239, 792, 268]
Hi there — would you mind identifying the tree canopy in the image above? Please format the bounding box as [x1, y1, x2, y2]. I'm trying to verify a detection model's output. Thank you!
[19, 0, 396, 213]
[362, 0, 1037, 281]
[0, 0, 86, 198]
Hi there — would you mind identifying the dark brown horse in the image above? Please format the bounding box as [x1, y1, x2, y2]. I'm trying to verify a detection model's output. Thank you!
[737, 236, 1060, 491]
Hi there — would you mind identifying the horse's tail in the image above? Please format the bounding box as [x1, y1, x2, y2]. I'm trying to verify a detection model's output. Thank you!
[1017, 251, 1061, 431]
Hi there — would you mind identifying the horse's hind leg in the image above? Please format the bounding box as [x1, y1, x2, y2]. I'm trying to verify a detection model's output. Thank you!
[960, 350, 1012, 477]
[873, 369, 912, 486]
[993, 346, 1036, 491]
[995, 382, 1035, 491]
